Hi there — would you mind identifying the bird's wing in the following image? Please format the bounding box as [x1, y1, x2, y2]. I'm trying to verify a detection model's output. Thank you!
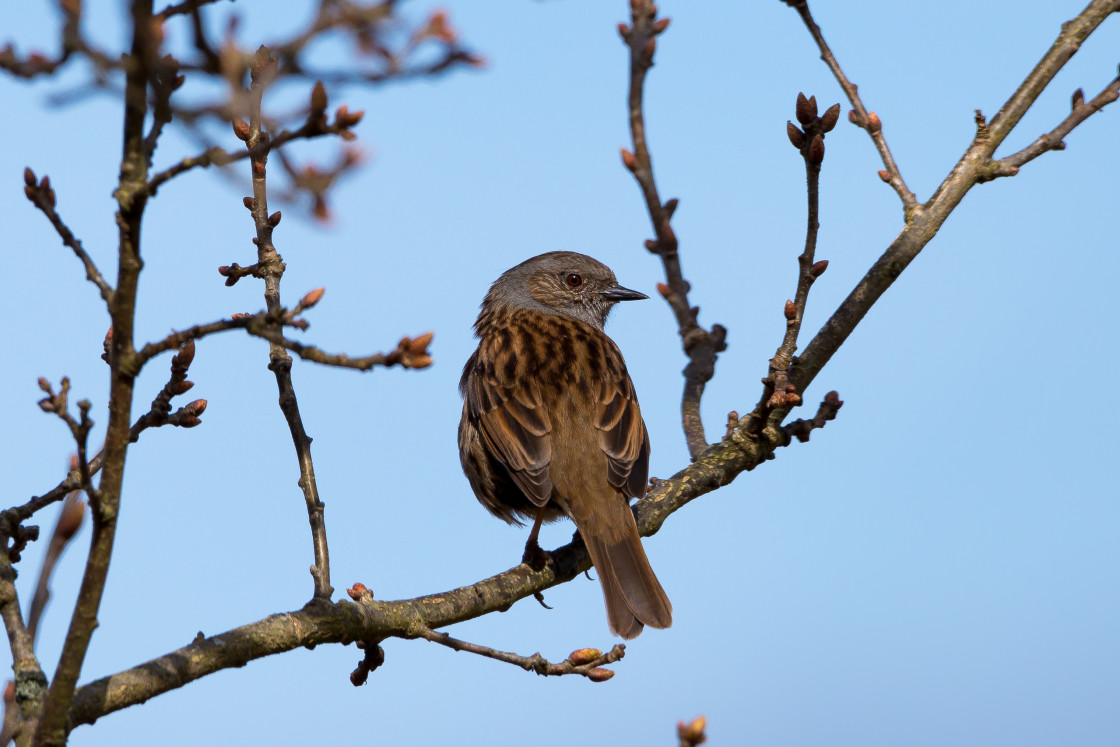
[464, 363, 554, 507]
[595, 367, 650, 499]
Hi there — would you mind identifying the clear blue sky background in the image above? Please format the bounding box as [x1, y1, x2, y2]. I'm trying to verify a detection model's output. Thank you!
[3, 1, 1118, 745]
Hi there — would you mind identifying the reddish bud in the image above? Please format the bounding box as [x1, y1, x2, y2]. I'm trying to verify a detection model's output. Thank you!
[38, 398, 55, 413]
[335, 105, 364, 128]
[408, 331, 435, 353]
[175, 339, 196, 368]
[784, 299, 797, 320]
[56, 499, 85, 541]
[820, 103, 840, 133]
[847, 109, 858, 124]
[347, 582, 373, 602]
[38, 377, 51, 392]
[642, 38, 656, 60]
[663, 197, 678, 217]
[3, 681, 13, 703]
[232, 118, 251, 141]
[807, 134, 824, 165]
[795, 93, 817, 125]
[656, 282, 671, 298]
[617, 22, 631, 39]
[567, 648, 602, 665]
[1072, 88, 1085, 109]
[678, 715, 708, 745]
[866, 111, 882, 133]
[170, 380, 195, 395]
[786, 122, 805, 149]
[620, 148, 638, 172]
[24, 167, 36, 186]
[231, 313, 252, 320]
[310, 80, 327, 112]
[652, 17, 670, 33]
[810, 259, 829, 277]
[268, 211, 282, 226]
[877, 170, 891, 183]
[300, 287, 325, 308]
[242, 196, 256, 211]
[587, 668, 615, 683]
[178, 414, 201, 428]
[644, 239, 657, 253]
[185, 399, 208, 415]
[252, 161, 266, 177]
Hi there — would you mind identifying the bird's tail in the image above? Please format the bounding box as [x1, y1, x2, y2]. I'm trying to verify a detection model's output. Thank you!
[579, 499, 672, 639]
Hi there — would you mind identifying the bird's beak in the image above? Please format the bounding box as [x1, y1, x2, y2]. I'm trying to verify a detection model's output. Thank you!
[600, 284, 648, 302]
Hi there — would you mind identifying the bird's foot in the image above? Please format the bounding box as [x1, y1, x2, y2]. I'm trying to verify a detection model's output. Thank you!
[521, 538, 554, 571]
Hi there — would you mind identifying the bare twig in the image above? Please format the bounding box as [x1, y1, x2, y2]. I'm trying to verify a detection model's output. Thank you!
[781, 0, 919, 214]
[22, 169, 114, 303]
[786, 0, 1120, 398]
[782, 390, 844, 443]
[26, 478, 86, 645]
[998, 74, 1120, 173]
[759, 95, 838, 421]
[620, 1, 727, 459]
[242, 48, 333, 601]
[155, 0, 225, 21]
[416, 627, 625, 682]
[146, 105, 364, 195]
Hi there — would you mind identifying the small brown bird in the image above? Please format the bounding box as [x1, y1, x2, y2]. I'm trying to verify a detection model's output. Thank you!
[459, 251, 672, 639]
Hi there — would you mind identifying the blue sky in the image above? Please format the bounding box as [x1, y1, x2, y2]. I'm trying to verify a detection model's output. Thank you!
[3, 1, 1119, 745]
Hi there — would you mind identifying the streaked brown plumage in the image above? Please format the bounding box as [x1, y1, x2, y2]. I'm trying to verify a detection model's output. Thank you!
[458, 251, 672, 639]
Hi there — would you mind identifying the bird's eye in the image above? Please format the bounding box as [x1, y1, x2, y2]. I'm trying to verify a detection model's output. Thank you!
[564, 273, 584, 289]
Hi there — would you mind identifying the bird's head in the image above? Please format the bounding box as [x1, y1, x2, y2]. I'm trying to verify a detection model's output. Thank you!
[482, 251, 647, 330]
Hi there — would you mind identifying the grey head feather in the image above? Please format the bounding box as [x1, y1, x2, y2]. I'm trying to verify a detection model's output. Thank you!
[477, 251, 643, 331]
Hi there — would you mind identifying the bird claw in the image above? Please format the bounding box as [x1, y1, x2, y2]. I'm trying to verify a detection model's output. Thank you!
[532, 591, 553, 610]
[521, 539, 554, 571]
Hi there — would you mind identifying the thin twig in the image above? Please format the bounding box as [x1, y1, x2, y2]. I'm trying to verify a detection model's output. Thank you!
[758, 95, 836, 421]
[787, 0, 1120, 398]
[416, 627, 625, 682]
[146, 109, 364, 195]
[781, 0, 919, 215]
[155, 0, 225, 21]
[998, 74, 1120, 172]
[243, 48, 333, 602]
[620, 1, 726, 459]
[23, 169, 114, 303]
[782, 391, 843, 443]
[26, 483, 86, 645]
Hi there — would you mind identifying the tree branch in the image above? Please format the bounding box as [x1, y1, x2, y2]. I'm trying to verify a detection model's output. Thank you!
[33, 1, 155, 741]
[414, 627, 624, 682]
[781, 0, 919, 214]
[760, 95, 837, 420]
[998, 74, 1120, 172]
[22, 169, 114, 304]
[241, 49, 334, 601]
[620, 1, 727, 459]
[786, 0, 1120, 399]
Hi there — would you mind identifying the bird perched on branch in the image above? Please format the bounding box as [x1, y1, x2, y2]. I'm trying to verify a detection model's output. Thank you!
[459, 251, 672, 639]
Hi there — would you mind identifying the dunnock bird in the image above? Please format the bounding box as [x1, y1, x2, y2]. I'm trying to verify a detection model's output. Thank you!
[459, 251, 672, 639]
